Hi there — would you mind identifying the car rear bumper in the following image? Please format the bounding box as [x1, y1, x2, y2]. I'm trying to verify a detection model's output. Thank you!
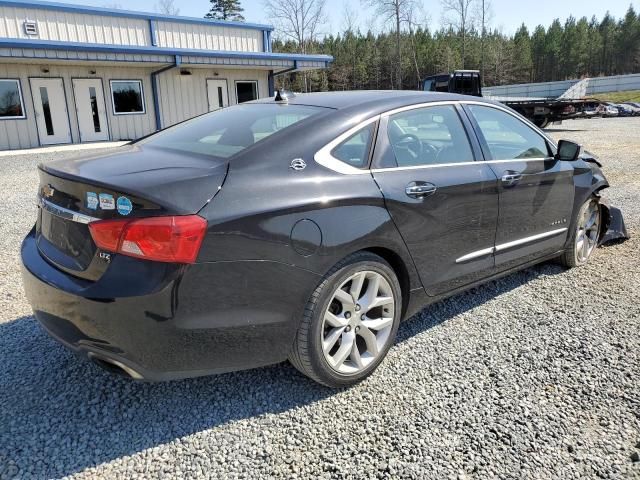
[21, 229, 320, 381]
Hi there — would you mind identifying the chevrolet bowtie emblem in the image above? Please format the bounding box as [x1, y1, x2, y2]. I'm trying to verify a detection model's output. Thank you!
[290, 158, 306, 171]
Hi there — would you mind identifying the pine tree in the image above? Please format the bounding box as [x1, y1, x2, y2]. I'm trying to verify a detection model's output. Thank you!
[531, 25, 546, 82]
[269, 7, 636, 91]
[616, 5, 640, 73]
[205, 0, 244, 22]
[512, 24, 533, 83]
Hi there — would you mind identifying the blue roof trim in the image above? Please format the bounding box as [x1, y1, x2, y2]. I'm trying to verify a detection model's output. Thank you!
[0, 0, 275, 31]
[0, 37, 334, 64]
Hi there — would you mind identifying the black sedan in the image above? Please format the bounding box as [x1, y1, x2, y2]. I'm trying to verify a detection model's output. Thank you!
[21, 91, 627, 387]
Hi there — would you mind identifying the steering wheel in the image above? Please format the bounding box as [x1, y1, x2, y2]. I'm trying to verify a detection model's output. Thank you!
[393, 134, 423, 160]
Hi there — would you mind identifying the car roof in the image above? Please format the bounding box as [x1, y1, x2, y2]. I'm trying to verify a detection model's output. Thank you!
[253, 90, 489, 113]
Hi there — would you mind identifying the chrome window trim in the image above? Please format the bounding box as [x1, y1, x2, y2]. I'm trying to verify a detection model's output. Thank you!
[454, 227, 569, 264]
[38, 196, 99, 225]
[313, 115, 380, 175]
[380, 100, 461, 117]
[313, 100, 557, 175]
[370, 157, 551, 173]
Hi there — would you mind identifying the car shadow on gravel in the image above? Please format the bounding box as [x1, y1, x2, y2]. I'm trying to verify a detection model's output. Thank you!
[396, 261, 565, 344]
[0, 262, 565, 478]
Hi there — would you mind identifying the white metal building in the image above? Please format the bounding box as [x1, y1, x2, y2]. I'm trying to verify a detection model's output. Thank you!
[0, 0, 332, 150]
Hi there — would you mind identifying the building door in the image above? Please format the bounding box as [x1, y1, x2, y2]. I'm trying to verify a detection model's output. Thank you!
[29, 78, 71, 146]
[207, 79, 229, 111]
[72, 79, 109, 142]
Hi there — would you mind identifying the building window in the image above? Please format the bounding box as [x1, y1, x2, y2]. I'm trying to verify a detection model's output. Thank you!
[236, 81, 258, 103]
[0, 79, 26, 119]
[110, 80, 145, 115]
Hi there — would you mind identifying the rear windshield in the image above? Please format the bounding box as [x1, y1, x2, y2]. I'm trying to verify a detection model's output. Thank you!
[139, 104, 325, 159]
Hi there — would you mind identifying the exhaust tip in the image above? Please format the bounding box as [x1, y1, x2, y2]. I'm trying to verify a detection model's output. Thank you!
[88, 353, 144, 380]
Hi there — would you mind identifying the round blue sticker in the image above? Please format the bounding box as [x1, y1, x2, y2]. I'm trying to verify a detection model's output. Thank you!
[116, 196, 133, 216]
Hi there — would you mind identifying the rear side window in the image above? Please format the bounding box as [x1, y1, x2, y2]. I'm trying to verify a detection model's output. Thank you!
[139, 104, 325, 159]
[331, 123, 375, 168]
[468, 105, 550, 160]
[386, 105, 474, 167]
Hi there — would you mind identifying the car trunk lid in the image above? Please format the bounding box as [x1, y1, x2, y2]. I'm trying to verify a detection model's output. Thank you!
[36, 145, 227, 280]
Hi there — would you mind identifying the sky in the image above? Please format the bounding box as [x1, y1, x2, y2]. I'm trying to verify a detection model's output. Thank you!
[58, 0, 635, 36]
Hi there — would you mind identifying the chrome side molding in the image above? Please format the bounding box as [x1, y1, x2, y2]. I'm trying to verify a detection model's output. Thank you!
[455, 228, 568, 264]
[455, 247, 495, 264]
[495, 228, 568, 252]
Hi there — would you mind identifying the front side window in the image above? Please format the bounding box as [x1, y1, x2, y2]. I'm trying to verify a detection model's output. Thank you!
[236, 81, 258, 103]
[139, 103, 325, 159]
[386, 105, 474, 167]
[468, 105, 550, 160]
[111, 80, 145, 115]
[0, 79, 26, 119]
[331, 123, 375, 169]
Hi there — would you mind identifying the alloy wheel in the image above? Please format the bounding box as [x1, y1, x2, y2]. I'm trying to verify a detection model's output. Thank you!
[576, 199, 600, 263]
[321, 271, 396, 375]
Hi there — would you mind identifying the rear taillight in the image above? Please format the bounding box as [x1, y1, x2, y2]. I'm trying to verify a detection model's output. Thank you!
[89, 215, 207, 264]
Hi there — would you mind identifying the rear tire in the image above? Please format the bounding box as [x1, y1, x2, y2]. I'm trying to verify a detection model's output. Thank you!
[289, 252, 402, 388]
[560, 197, 601, 268]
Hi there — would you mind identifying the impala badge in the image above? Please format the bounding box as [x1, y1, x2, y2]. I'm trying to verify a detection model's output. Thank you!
[290, 158, 306, 171]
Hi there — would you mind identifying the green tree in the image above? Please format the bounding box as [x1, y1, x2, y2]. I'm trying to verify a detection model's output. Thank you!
[531, 25, 546, 82]
[205, 0, 244, 21]
[616, 5, 640, 73]
[512, 24, 533, 82]
[586, 16, 602, 75]
[599, 12, 617, 75]
[271, 7, 639, 91]
[544, 19, 563, 80]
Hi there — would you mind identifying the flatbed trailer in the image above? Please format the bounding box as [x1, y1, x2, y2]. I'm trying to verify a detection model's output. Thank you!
[422, 70, 589, 127]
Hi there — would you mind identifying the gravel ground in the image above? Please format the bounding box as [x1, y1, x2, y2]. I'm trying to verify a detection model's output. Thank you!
[0, 117, 639, 479]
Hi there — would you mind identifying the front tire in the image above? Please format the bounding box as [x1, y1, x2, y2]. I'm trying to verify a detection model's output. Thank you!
[289, 252, 402, 388]
[560, 197, 601, 268]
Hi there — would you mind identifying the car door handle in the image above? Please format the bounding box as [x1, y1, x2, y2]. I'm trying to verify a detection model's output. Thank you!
[405, 182, 437, 199]
[501, 172, 523, 186]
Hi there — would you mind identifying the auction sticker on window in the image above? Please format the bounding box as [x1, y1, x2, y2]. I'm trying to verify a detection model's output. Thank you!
[99, 193, 115, 210]
[117, 196, 133, 216]
[86, 192, 98, 210]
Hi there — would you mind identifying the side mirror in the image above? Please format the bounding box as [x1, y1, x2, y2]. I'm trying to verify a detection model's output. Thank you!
[555, 140, 583, 161]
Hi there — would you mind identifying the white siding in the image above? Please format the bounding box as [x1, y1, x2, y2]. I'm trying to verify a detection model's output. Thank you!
[157, 68, 269, 127]
[155, 20, 263, 52]
[0, 62, 271, 150]
[0, 63, 157, 150]
[0, 6, 151, 46]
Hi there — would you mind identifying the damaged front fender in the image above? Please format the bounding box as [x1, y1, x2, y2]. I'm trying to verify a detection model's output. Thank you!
[598, 196, 630, 245]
